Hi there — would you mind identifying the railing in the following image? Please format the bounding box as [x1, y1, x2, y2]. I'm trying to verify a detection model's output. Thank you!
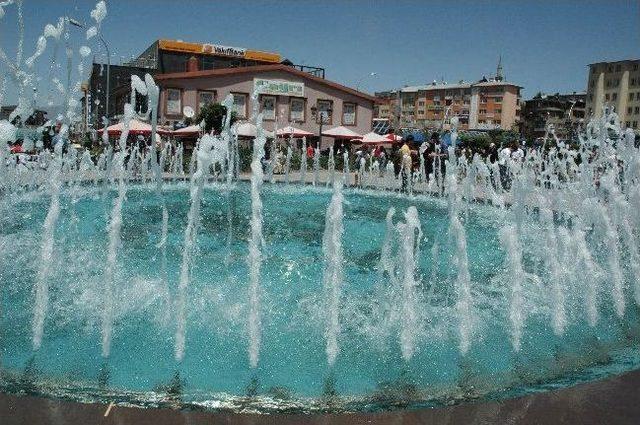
[288, 64, 325, 79]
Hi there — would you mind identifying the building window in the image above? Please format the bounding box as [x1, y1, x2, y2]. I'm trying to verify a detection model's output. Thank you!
[589, 94, 594, 101]
[317, 99, 333, 124]
[289, 97, 305, 122]
[615, 64, 621, 72]
[626, 121, 631, 127]
[231, 92, 248, 119]
[260, 95, 276, 120]
[418, 101, 425, 106]
[630, 93, 635, 101]
[612, 93, 618, 101]
[632, 78, 637, 87]
[637, 92, 640, 100]
[635, 107, 640, 114]
[495, 97, 503, 103]
[628, 107, 633, 114]
[166, 88, 182, 115]
[342, 102, 357, 125]
[496, 109, 502, 114]
[634, 63, 639, 71]
[480, 97, 487, 103]
[634, 121, 638, 127]
[479, 109, 487, 114]
[198, 91, 216, 113]
[202, 57, 215, 70]
[605, 93, 610, 101]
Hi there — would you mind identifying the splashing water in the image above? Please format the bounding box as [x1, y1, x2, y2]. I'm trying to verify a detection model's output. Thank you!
[322, 181, 344, 366]
[247, 112, 266, 368]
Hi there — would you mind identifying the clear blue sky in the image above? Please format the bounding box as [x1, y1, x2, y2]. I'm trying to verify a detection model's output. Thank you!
[1, 0, 638, 106]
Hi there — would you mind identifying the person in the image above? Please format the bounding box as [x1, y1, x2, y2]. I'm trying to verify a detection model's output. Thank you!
[400, 136, 413, 192]
[488, 142, 498, 163]
[511, 142, 525, 162]
[379, 147, 387, 175]
[306, 143, 314, 159]
[498, 144, 512, 189]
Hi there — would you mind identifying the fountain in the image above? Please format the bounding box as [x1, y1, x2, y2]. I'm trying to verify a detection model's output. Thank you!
[2, 0, 640, 417]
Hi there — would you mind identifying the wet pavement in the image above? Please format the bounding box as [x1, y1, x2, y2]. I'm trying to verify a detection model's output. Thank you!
[2, 368, 640, 424]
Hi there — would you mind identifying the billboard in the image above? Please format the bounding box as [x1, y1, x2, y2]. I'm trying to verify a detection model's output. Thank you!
[254, 78, 304, 97]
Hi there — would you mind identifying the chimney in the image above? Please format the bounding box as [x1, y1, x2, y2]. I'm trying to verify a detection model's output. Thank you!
[187, 56, 199, 72]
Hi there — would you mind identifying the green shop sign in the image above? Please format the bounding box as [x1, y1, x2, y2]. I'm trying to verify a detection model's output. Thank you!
[254, 78, 304, 97]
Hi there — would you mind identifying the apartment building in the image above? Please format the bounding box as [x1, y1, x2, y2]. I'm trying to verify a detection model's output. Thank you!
[585, 59, 640, 130]
[393, 78, 521, 131]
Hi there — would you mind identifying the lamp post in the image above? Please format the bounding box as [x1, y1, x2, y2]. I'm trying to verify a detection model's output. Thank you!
[311, 104, 332, 150]
[355, 72, 377, 92]
[68, 18, 110, 127]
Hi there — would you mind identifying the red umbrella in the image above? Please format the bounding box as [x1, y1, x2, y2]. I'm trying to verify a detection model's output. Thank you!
[10, 144, 23, 154]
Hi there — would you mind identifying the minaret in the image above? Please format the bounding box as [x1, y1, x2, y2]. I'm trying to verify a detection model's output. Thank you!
[496, 55, 504, 81]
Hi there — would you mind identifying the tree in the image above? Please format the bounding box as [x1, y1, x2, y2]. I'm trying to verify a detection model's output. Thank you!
[194, 102, 236, 134]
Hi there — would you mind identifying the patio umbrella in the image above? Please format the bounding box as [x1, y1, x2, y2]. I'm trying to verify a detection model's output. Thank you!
[383, 133, 403, 142]
[172, 124, 201, 137]
[276, 126, 314, 138]
[233, 121, 274, 138]
[322, 126, 362, 140]
[354, 131, 390, 145]
[97, 119, 170, 136]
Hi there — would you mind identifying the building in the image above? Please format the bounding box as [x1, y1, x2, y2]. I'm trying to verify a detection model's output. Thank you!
[585, 59, 640, 130]
[520, 92, 586, 141]
[154, 64, 377, 149]
[85, 38, 324, 128]
[373, 90, 398, 120]
[396, 78, 522, 131]
[380, 60, 522, 131]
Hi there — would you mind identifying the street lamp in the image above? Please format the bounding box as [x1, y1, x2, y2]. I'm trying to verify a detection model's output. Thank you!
[310, 104, 332, 149]
[68, 17, 111, 127]
[355, 72, 377, 92]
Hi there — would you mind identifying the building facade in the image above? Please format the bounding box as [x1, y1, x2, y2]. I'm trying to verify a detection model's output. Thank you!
[521, 92, 586, 141]
[585, 59, 640, 130]
[84, 39, 324, 128]
[155, 64, 377, 149]
[394, 79, 522, 131]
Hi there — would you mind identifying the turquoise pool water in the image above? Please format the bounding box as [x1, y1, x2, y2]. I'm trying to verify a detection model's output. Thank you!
[0, 182, 639, 413]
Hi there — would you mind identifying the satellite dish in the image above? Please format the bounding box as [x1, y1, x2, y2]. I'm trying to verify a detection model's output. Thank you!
[183, 106, 195, 118]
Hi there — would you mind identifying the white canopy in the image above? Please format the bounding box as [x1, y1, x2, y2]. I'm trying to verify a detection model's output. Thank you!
[355, 132, 390, 144]
[98, 119, 171, 135]
[276, 126, 314, 137]
[322, 126, 363, 139]
[233, 121, 274, 138]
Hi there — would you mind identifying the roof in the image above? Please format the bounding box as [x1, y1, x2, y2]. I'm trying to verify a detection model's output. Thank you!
[471, 80, 523, 88]
[588, 58, 640, 66]
[400, 80, 522, 92]
[154, 64, 379, 103]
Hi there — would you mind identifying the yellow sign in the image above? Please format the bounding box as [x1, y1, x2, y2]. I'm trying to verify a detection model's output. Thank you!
[158, 39, 280, 63]
[158, 40, 202, 54]
[245, 50, 281, 63]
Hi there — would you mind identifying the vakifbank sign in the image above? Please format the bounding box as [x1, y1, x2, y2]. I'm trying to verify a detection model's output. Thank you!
[254, 78, 304, 97]
[158, 40, 281, 63]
